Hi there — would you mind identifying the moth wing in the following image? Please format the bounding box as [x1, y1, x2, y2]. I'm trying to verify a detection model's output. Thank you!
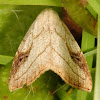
[50, 20, 92, 92]
[64, 22, 92, 91]
[8, 10, 52, 91]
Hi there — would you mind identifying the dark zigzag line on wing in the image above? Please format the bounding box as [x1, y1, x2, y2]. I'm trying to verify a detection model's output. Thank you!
[51, 47, 85, 80]
[31, 26, 65, 42]
[15, 25, 81, 81]
[15, 43, 50, 80]
[54, 69, 91, 91]
[33, 27, 44, 39]
[54, 28, 65, 41]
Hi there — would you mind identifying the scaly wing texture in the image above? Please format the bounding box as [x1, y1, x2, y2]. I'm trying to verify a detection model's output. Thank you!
[9, 9, 92, 92]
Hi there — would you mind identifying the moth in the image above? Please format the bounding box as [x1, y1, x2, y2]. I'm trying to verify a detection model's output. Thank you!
[9, 8, 92, 92]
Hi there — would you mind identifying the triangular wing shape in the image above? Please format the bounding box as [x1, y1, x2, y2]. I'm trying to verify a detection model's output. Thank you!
[9, 8, 92, 92]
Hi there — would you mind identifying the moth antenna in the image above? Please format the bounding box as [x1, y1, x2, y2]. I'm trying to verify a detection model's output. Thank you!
[24, 89, 31, 100]
[46, 91, 50, 100]
[12, 10, 24, 34]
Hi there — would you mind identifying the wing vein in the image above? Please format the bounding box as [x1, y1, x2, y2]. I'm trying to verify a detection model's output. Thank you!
[15, 43, 50, 80]
[51, 47, 85, 80]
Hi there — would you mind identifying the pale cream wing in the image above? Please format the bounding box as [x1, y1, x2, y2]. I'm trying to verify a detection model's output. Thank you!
[8, 9, 52, 91]
[50, 19, 92, 92]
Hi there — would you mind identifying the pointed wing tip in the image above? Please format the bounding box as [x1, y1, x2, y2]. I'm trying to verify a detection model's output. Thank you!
[9, 88, 14, 92]
[73, 81, 92, 92]
[8, 78, 23, 92]
[84, 86, 92, 92]
[87, 76, 92, 92]
[82, 79, 92, 92]
[82, 77, 92, 92]
[87, 84, 92, 92]
[9, 84, 23, 92]
[9, 85, 16, 92]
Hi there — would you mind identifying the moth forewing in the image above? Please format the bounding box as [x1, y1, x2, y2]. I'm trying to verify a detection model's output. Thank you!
[9, 8, 92, 92]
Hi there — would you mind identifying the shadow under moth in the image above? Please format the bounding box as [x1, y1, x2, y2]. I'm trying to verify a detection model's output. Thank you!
[9, 8, 92, 92]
